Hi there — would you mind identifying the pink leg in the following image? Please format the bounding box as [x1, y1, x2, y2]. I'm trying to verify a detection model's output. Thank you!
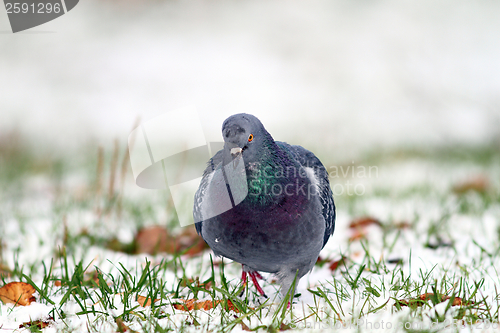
[240, 265, 267, 297]
[249, 271, 267, 297]
[241, 270, 248, 285]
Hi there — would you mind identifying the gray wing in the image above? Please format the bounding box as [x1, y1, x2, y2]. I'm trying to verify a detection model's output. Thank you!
[193, 149, 223, 235]
[277, 142, 336, 248]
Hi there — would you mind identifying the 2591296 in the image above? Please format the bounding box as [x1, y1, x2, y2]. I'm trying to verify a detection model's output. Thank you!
[5, 2, 62, 14]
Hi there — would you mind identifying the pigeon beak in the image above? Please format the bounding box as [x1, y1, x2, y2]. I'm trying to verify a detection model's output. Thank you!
[230, 147, 243, 169]
[230, 147, 243, 157]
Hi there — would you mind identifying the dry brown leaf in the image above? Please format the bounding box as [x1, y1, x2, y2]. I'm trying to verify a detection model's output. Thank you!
[315, 256, 326, 265]
[201, 280, 213, 290]
[87, 270, 108, 286]
[349, 217, 382, 229]
[349, 229, 366, 241]
[173, 299, 211, 311]
[0, 282, 36, 306]
[54, 270, 104, 288]
[396, 293, 469, 307]
[19, 319, 52, 329]
[115, 317, 138, 333]
[352, 251, 362, 258]
[180, 277, 212, 290]
[348, 217, 381, 241]
[239, 320, 251, 331]
[328, 256, 347, 272]
[176, 226, 210, 256]
[280, 323, 293, 330]
[136, 295, 160, 307]
[394, 221, 411, 229]
[173, 299, 240, 313]
[233, 314, 253, 331]
[453, 176, 489, 194]
[224, 299, 240, 313]
[447, 296, 465, 306]
[135, 226, 208, 256]
[135, 226, 174, 255]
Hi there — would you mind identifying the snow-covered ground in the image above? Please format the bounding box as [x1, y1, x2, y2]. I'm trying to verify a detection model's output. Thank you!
[1, 146, 499, 332]
[1, 0, 500, 331]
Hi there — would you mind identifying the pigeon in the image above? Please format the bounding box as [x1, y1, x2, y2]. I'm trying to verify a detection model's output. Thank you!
[193, 113, 335, 297]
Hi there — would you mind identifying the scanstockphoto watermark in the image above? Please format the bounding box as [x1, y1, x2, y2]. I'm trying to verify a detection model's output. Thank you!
[247, 162, 378, 198]
[291, 318, 500, 330]
[328, 162, 378, 196]
[127, 108, 379, 227]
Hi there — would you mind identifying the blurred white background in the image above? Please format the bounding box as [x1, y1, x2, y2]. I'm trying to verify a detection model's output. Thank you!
[1, 0, 499, 157]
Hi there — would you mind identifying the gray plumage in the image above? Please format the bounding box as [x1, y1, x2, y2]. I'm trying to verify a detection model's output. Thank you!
[194, 113, 335, 297]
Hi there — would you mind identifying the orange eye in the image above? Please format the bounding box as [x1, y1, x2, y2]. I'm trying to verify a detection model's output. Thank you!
[248, 134, 254, 142]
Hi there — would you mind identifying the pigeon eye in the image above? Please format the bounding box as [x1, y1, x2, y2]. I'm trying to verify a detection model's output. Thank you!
[248, 134, 254, 142]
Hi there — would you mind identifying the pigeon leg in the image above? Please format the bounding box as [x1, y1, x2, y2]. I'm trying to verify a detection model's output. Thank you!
[248, 271, 267, 298]
[238, 270, 248, 297]
[241, 270, 248, 286]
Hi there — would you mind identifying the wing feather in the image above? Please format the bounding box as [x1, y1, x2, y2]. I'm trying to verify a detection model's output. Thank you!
[277, 142, 336, 248]
[193, 150, 223, 235]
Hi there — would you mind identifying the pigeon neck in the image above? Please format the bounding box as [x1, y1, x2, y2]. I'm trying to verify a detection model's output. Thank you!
[245, 140, 301, 207]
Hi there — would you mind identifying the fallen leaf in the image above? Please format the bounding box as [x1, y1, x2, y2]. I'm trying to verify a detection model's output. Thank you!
[447, 296, 466, 306]
[329, 256, 347, 271]
[54, 270, 104, 288]
[280, 323, 293, 330]
[453, 176, 489, 194]
[396, 293, 469, 307]
[135, 226, 208, 256]
[348, 217, 382, 241]
[349, 217, 382, 229]
[316, 256, 335, 268]
[0, 282, 36, 306]
[176, 226, 210, 256]
[224, 299, 241, 312]
[349, 229, 366, 241]
[352, 251, 362, 258]
[201, 280, 213, 290]
[87, 270, 103, 286]
[115, 317, 138, 333]
[240, 321, 252, 331]
[136, 295, 160, 307]
[173, 299, 213, 311]
[181, 277, 212, 290]
[135, 226, 174, 255]
[233, 316, 252, 331]
[19, 318, 52, 329]
[211, 258, 223, 266]
[173, 299, 240, 313]
[394, 221, 411, 229]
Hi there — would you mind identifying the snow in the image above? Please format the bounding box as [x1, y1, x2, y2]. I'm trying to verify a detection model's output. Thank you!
[1, 0, 500, 331]
[1, 154, 499, 331]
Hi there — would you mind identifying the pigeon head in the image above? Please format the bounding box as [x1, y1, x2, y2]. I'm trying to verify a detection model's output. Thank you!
[221, 113, 273, 162]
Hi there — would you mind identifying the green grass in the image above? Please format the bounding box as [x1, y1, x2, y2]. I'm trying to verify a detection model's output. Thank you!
[1, 137, 500, 332]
